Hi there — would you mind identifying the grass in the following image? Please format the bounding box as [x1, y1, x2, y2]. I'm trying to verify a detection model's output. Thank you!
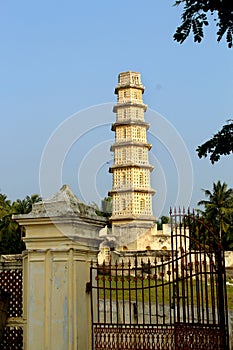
[226, 285, 233, 309]
[95, 274, 232, 309]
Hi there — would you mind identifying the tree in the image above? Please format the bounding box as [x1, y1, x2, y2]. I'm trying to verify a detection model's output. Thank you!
[101, 197, 112, 217]
[196, 120, 233, 163]
[12, 194, 42, 215]
[174, 0, 233, 48]
[197, 181, 233, 248]
[0, 193, 42, 254]
[157, 216, 170, 230]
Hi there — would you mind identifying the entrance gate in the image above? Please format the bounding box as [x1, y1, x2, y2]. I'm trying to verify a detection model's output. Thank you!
[90, 210, 229, 349]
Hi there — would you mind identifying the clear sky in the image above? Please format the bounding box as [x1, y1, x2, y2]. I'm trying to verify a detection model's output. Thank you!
[0, 1, 232, 217]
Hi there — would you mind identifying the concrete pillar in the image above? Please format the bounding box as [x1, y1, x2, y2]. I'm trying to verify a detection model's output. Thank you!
[14, 185, 105, 350]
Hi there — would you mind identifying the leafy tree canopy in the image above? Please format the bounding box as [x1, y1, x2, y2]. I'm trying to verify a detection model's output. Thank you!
[157, 216, 170, 230]
[174, 0, 233, 47]
[197, 181, 233, 249]
[0, 193, 42, 254]
[196, 120, 233, 163]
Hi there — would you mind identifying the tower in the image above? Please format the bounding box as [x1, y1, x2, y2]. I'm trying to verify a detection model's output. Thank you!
[109, 71, 156, 247]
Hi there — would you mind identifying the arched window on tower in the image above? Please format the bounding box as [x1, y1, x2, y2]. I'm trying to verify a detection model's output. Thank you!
[139, 172, 144, 185]
[122, 172, 126, 185]
[138, 148, 142, 161]
[140, 198, 145, 213]
[122, 149, 126, 162]
[122, 198, 126, 212]
[123, 128, 127, 139]
[136, 128, 141, 139]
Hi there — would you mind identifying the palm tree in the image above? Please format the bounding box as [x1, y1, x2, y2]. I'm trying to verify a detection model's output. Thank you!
[198, 181, 233, 243]
[12, 194, 42, 214]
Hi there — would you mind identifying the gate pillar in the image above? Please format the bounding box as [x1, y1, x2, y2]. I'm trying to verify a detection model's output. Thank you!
[14, 185, 105, 350]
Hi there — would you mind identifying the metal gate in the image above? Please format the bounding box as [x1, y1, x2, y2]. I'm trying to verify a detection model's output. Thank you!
[90, 210, 229, 349]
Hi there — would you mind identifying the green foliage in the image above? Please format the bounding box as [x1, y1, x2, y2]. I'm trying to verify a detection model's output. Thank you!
[101, 196, 112, 218]
[197, 120, 233, 163]
[0, 193, 42, 254]
[91, 197, 112, 220]
[157, 216, 170, 230]
[197, 181, 233, 249]
[174, 1, 233, 47]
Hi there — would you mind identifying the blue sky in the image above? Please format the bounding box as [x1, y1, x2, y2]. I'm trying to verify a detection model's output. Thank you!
[0, 1, 232, 216]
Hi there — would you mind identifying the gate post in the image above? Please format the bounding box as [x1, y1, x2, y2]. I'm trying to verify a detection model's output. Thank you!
[14, 185, 105, 350]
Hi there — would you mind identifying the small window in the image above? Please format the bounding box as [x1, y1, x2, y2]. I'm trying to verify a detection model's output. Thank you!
[139, 172, 144, 185]
[140, 198, 145, 212]
[122, 149, 126, 160]
[136, 128, 141, 139]
[122, 172, 126, 185]
[138, 149, 143, 160]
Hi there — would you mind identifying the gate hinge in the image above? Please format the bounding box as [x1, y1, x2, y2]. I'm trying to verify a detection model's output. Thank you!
[86, 282, 92, 293]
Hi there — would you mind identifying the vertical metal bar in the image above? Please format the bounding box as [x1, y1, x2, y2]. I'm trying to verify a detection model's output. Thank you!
[203, 253, 209, 325]
[128, 260, 132, 324]
[97, 261, 100, 324]
[90, 261, 94, 350]
[180, 250, 186, 323]
[170, 209, 176, 325]
[161, 256, 165, 324]
[187, 210, 195, 324]
[198, 226, 205, 324]
[183, 212, 190, 324]
[195, 251, 201, 323]
[175, 209, 180, 323]
[209, 251, 216, 325]
[121, 260, 125, 325]
[222, 250, 229, 349]
[109, 260, 112, 324]
[216, 249, 228, 349]
[189, 251, 194, 324]
[154, 258, 158, 324]
[141, 259, 145, 325]
[148, 258, 152, 325]
[134, 257, 138, 325]
[115, 260, 119, 325]
[103, 261, 106, 324]
[168, 259, 172, 324]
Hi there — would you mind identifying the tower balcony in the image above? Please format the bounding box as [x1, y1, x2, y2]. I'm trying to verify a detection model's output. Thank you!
[109, 214, 156, 223]
[115, 84, 145, 94]
[110, 141, 152, 151]
[113, 102, 147, 113]
[109, 163, 154, 173]
[108, 187, 156, 195]
[111, 121, 150, 131]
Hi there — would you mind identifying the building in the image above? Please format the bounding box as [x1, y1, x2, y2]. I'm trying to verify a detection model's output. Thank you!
[108, 71, 156, 249]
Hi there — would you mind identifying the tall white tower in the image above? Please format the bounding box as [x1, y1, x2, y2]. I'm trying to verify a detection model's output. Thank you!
[109, 71, 156, 247]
